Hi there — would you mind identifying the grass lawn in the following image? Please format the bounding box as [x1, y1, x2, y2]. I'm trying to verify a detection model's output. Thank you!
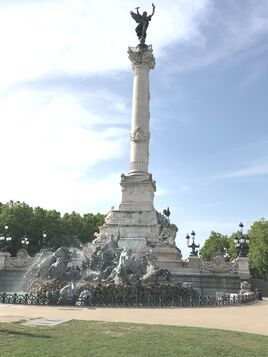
[0, 320, 267, 357]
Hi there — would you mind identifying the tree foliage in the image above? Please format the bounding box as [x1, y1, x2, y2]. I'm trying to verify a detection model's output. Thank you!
[0, 201, 105, 256]
[200, 231, 231, 261]
[248, 219, 268, 279]
[200, 219, 268, 278]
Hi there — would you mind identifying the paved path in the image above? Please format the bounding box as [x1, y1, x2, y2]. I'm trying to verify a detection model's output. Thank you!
[0, 299, 267, 336]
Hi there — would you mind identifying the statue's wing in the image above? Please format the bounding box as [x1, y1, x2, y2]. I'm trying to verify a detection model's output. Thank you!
[130, 11, 142, 23]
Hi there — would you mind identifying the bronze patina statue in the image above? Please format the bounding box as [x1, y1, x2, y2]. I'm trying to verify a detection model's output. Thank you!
[130, 3, 155, 45]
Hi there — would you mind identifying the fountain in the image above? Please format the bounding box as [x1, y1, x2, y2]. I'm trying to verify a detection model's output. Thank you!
[22, 238, 195, 306]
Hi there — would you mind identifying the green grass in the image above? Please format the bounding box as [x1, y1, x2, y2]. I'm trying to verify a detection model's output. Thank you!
[0, 320, 267, 357]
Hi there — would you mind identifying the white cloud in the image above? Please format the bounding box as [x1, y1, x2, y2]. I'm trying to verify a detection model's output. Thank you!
[213, 163, 268, 180]
[0, 87, 128, 212]
[173, 1, 268, 71]
[0, 0, 210, 90]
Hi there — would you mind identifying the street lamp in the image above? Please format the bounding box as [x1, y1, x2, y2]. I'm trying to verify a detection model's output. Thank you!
[223, 247, 230, 262]
[41, 231, 48, 249]
[186, 230, 200, 256]
[234, 222, 250, 257]
[0, 224, 12, 251]
[21, 236, 30, 249]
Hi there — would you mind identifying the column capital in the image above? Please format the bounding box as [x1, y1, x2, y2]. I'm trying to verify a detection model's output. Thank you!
[128, 45, 156, 70]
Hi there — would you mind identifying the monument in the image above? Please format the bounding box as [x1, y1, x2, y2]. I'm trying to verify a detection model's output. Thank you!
[0, 6, 252, 301]
[94, 4, 182, 268]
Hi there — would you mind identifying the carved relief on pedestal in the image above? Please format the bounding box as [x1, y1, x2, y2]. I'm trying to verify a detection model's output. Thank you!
[200, 252, 238, 273]
[130, 127, 150, 143]
[128, 184, 146, 196]
[128, 45, 155, 70]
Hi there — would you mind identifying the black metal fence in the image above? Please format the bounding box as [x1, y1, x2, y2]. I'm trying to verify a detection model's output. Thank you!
[0, 292, 257, 308]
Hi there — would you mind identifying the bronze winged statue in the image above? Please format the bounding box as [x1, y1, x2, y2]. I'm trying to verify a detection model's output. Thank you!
[130, 3, 155, 45]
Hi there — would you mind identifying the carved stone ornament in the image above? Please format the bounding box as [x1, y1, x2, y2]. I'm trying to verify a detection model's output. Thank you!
[130, 127, 150, 142]
[240, 280, 251, 292]
[128, 45, 156, 70]
[5, 248, 34, 269]
[200, 252, 238, 273]
[157, 212, 178, 247]
[128, 184, 146, 196]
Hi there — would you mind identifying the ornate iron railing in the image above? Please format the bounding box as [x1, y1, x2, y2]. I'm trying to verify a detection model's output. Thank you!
[0, 292, 257, 308]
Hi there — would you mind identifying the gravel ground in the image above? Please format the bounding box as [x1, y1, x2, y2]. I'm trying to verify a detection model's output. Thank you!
[0, 299, 267, 336]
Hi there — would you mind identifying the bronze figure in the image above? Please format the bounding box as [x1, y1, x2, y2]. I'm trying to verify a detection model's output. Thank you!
[130, 3, 155, 45]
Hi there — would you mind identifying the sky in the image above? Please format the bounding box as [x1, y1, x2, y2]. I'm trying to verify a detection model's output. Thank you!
[0, 0, 268, 258]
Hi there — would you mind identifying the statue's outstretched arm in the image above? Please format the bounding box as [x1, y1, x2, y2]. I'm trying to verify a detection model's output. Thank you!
[136, 6, 141, 16]
[151, 3, 155, 16]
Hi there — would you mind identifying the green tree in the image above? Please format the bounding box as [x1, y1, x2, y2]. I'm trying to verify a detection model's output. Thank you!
[83, 213, 105, 242]
[62, 211, 84, 247]
[0, 200, 105, 256]
[61, 211, 105, 246]
[200, 231, 231, 261]
[227, 232, 239, 261]
[0, 201, 34, 256]
[248, 219, 268, 278]
[32, 208, 64, 251]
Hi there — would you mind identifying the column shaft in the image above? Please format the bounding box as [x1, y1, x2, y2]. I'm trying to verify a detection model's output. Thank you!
[129, 63, 150, 175]
[128, 46, 155, 175]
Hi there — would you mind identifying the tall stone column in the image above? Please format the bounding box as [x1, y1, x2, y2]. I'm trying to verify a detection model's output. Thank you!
[93, 45, 180, 254]
[119, 46, 157, 212]
[128, 45, 155, 175]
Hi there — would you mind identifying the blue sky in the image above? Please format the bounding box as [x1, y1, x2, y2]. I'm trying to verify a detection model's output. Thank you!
[0, 0, 267, 257]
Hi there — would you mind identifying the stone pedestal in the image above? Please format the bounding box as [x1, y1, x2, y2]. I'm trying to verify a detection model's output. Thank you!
[153, 245, 182, 260]
[119, 173, 156, 212]
[153, 245, 182, 272]
[99, 209, 161, 250]
[237, 257, 250, 280]
[188, 256, 200, 272]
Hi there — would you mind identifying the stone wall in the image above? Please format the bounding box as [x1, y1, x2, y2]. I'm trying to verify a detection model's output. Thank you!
[170, 272, 241, 296]
[160, 252, 249, 296]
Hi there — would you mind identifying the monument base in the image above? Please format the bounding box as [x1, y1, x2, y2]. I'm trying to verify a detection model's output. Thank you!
[153, 245, 182, 272]
[119, 173, 156, 211]
[95, 204, 181, 264]
[96, 208, 162, 250]
[118, 238, 147, 250]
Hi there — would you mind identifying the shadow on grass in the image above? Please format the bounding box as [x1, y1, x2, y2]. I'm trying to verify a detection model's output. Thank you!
[0, 329, 52, 339]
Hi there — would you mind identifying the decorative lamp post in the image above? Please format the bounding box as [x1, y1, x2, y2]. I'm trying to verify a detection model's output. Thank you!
[0, 224, 12, 251]
[186, 230, 200, 256]
[234, 222, 250, 257]
[21, 236, 30, 249]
